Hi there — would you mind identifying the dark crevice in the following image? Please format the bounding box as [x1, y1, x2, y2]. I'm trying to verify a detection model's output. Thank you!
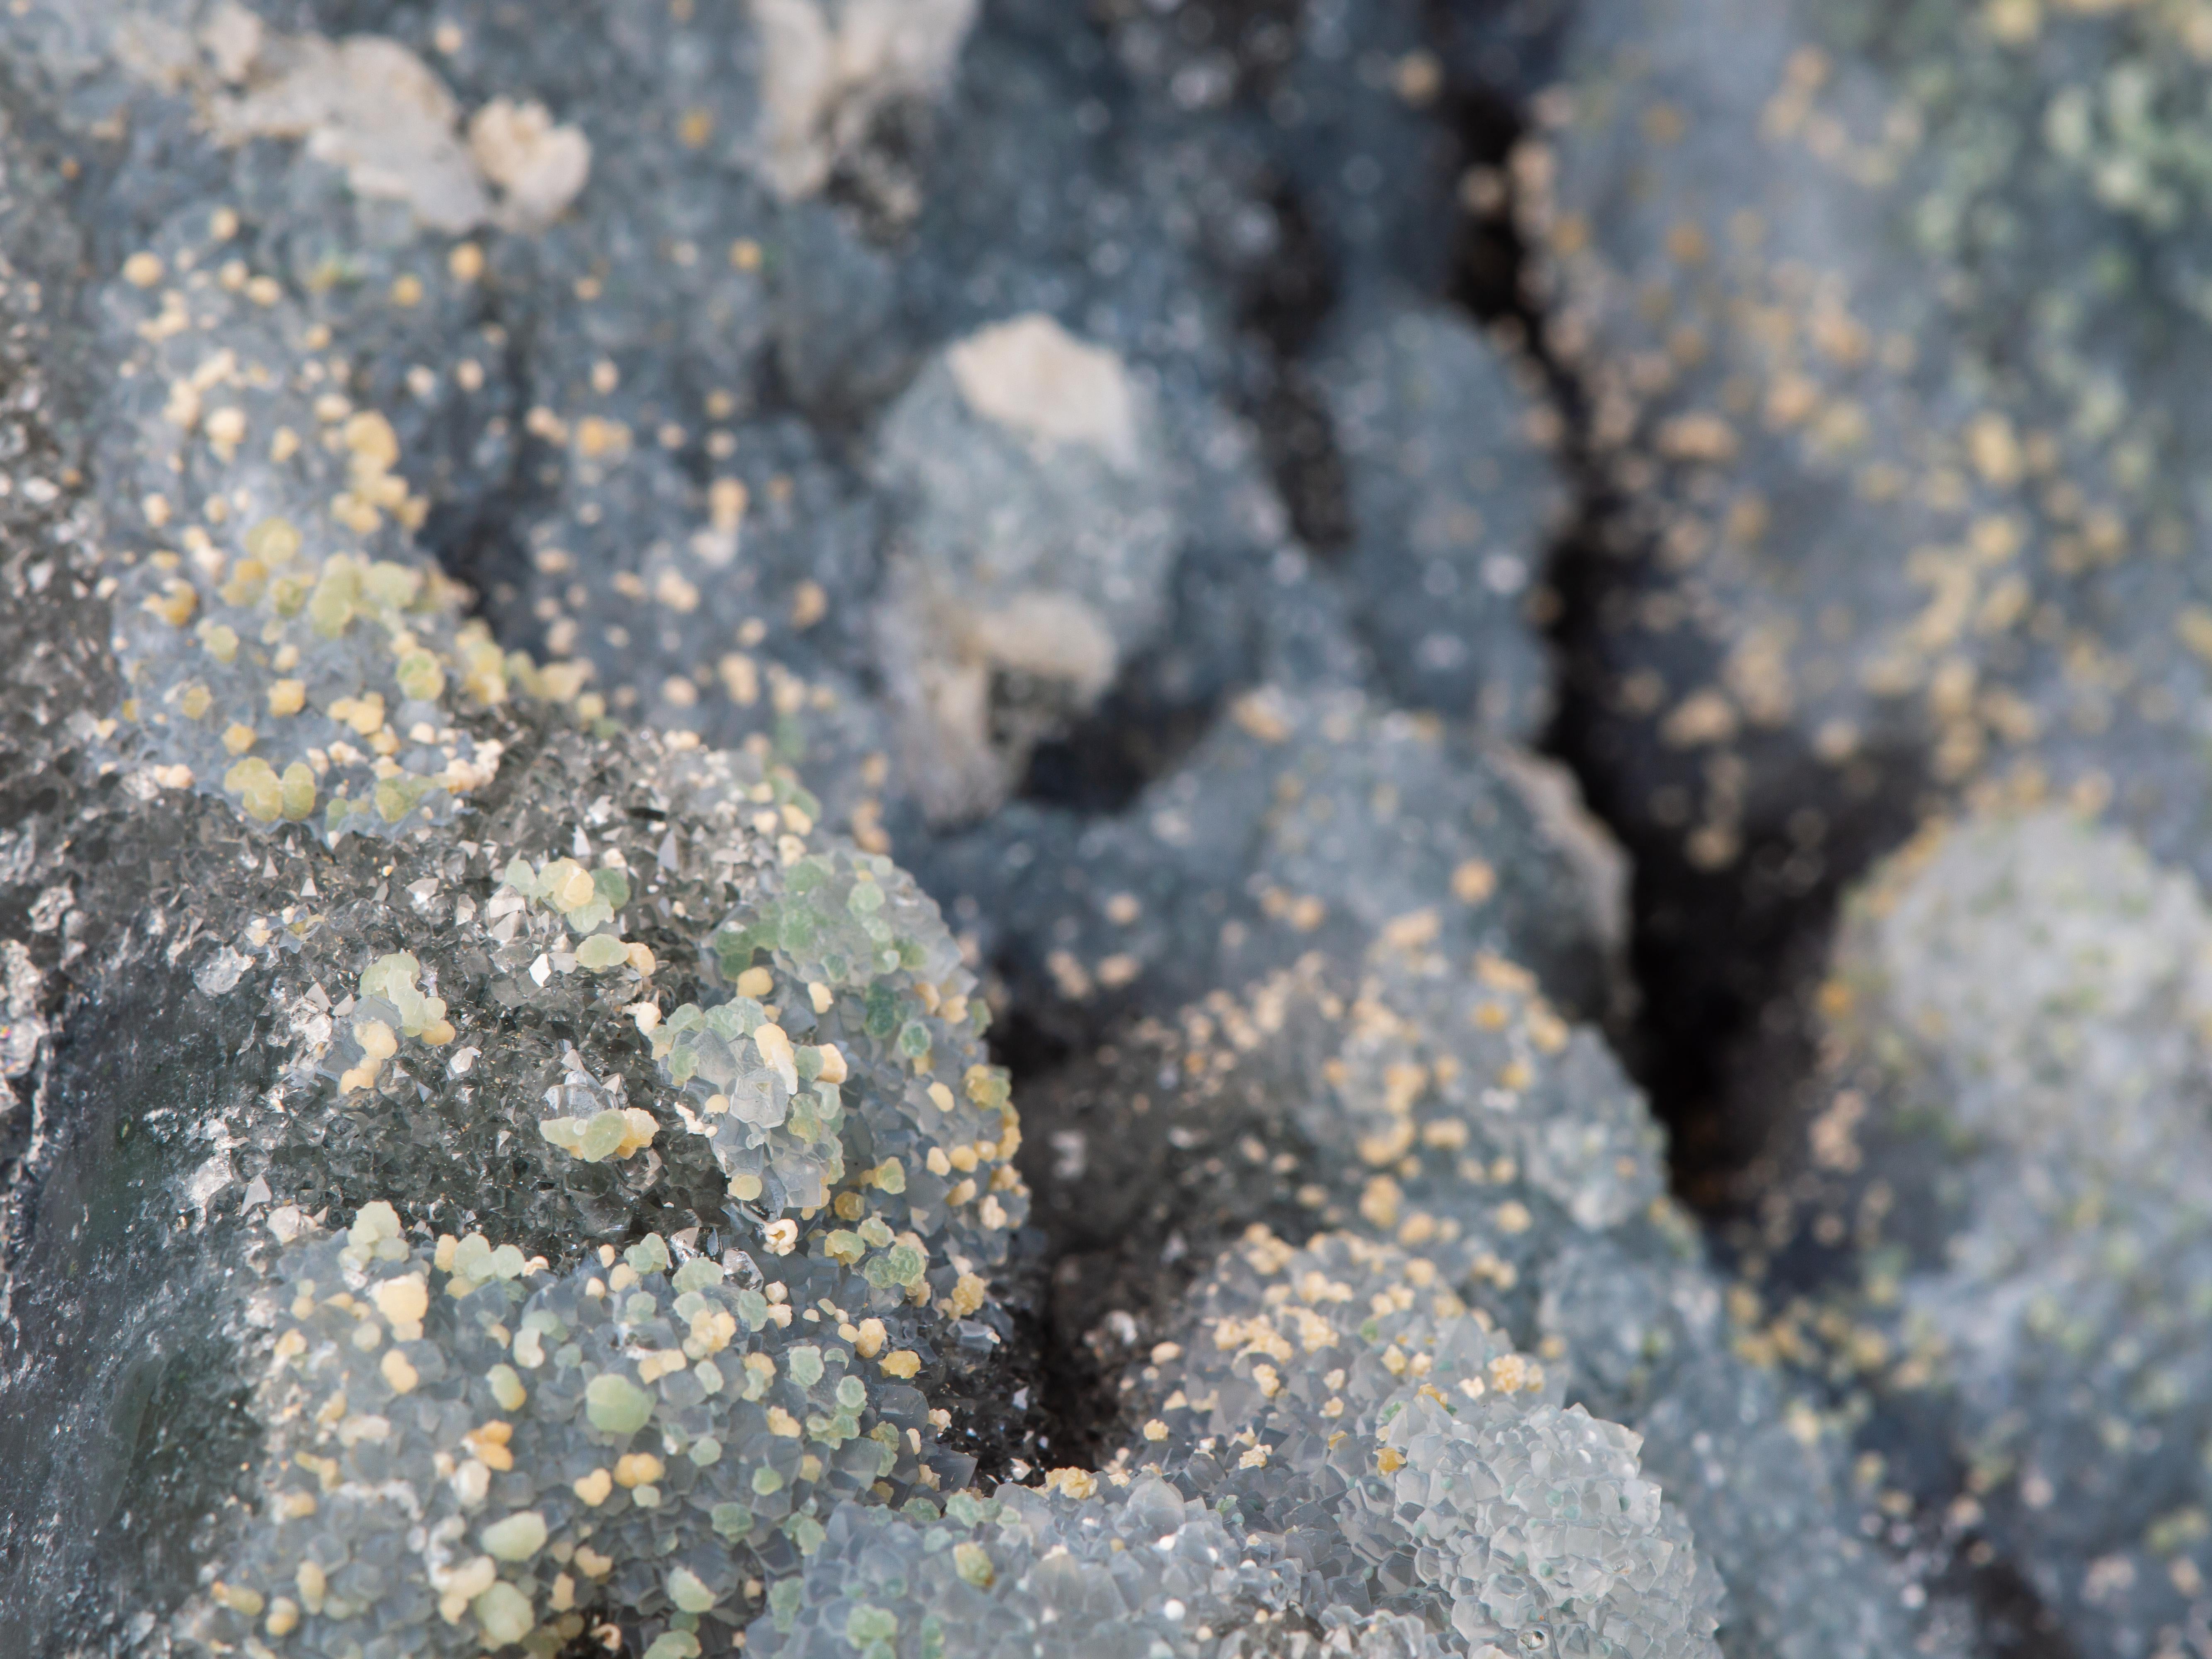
[1557, 717, 1933, 1214]
[1397, 37, 1966, 1238]
[1951, 1555, 2082, 1659]
[416, 479, 537, 635]
[1015, 649, 1227, 813]
[823, 97, 939, 243]
[985, 1004, 1078, 1094]
[1421, 66, 2083, 1659]
[971, 1007, 1125, 1479]
[1237, 176, 1351, 556]
[927, 1226, 1068, 1487]
[1425, 67, 1903, 1217]
[413, 312, 560, 639]
[978, 1008, 1120, 1469]
[1438, 83, 1536, 331]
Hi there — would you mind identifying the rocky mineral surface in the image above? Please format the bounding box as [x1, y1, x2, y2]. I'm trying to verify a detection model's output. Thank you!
[2, 5, 2209, 1659]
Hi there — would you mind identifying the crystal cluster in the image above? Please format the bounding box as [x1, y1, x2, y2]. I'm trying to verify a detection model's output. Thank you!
[752, 1481, 1319, 1659]
[913, 682, 1626, 1056]
[1128, 1229, 1726, 1657]
[1018, 928, 1922, 1659]
[13, 0, 2212, 1656]
[1311, 297, 1565, 744]
[1511, 0, 2212, 1107]
[760, 1228, 1726, 1659]
[1772, 809, 2212, 1659]
[195, 1211, 971, 1657]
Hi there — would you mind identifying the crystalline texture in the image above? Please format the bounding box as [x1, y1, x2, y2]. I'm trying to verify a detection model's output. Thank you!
[1792, 810, 2212, 1658]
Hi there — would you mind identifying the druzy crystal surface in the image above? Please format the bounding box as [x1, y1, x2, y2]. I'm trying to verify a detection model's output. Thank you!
[6, 4, 2212, 1659]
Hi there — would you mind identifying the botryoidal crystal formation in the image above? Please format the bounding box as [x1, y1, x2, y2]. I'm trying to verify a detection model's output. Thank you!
[8, 0, 2212, 1657]
[1755, 808, 2212, 1659]
[0, 430, 1801, 1657]
[1510, 0, 2212, 1177]
[0, 0, 1872, 1649]
[7, 530, 1037, 1657]
[0, 350, 1733, 1654]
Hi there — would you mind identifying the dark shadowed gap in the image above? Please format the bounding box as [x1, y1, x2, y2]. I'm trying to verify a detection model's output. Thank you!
[1014, 651, 1225, 814]
[1237, 177, 1353, 557]
[412, 297, 560, 644]
[971, 1007, 1117, 1467]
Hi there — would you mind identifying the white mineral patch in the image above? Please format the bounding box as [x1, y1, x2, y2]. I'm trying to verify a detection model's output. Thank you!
[195, 17, 589, 234]
[965, 591, 1118, 702]
[192, 944, 253, 997]
[0, 938, 45, 1082]
[871, 315, 1170, 823]
[196, 0, 260, 84]
[468, 98, 595, 232]
[946, 314, 1142, 472]
[752, 0, 978, 199]
[109, 13, 199, 90]
[184, 1151, 232, 1222]
[207, 33, 491, 233]
[879, 572, 1125, 825]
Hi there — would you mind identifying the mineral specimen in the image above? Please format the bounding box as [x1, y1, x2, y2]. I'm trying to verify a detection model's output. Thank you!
[1310, 292, 1564, 744]
[1778, 808, 2212, 1659]
[0, 35, 1031, 1636]
[4, 565, 1033, 1652]
[1515, 0, 2212, 1133]
[910, 681, 1626, 1054]
[1016, 928, 1930, 1659]
[12, 0, 2208, 1656]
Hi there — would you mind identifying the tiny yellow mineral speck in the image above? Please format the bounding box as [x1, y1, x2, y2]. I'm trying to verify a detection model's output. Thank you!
[372, 1277, 429, 1326]
[212, 1582, 266, 1617]
[613, 1452, 666, 1488]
